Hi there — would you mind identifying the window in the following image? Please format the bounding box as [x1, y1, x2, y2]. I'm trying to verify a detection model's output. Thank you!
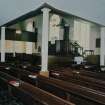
[96, 38, 100, 48]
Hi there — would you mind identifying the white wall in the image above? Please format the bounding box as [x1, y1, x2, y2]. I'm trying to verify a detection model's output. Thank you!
[73, 19, 101, 55]
[4, 13, 101, 55]
[49, 14, 74, 43]
[25, 18, 35, 32]
[73, 20, 90, 50]
[90, 25, 100, 55]
[49, 14, 61, 43]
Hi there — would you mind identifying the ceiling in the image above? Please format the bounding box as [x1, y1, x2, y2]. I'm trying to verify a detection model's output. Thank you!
[0, 0, 105, 26]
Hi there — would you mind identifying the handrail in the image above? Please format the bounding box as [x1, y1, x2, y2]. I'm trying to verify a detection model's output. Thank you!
[83, 50, 94, 57]
[69, 40, 83, 56]
[48, 40, 94, 57]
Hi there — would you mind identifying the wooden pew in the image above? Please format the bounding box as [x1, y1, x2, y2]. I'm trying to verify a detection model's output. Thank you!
[49, 67, 105, 85]
[70, 65, 105, 80]
[73, 68, 105, 80]
[48, 63, 105, 80]
[0, 62, 41, 73]
[0, 71, 74, 105]
[1, 64, 105, 105]
[0, 65, 38, 85]
[49, 69, 105, 92]
[1, 64, 101, 92]
[17, 62, 41, 73]
[1, 63, 105, 93]
[37, 75, 105, 105]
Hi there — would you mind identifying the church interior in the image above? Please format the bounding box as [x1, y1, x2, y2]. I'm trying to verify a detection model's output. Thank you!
[0, 0, 105, 105]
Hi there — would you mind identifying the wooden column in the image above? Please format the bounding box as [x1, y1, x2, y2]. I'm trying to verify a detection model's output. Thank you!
[100, 27, 105, 66]
[1, 27, 6, 62]
[41, 8, 50, 72]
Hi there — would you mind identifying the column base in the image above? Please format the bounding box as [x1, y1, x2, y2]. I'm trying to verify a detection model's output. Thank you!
[40, 71, 49, 77]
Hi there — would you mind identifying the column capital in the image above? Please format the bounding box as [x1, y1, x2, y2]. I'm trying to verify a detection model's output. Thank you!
[41, 7, 51, 13]
[101, 27, 105, 31]
[1, 27, 5, 29]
